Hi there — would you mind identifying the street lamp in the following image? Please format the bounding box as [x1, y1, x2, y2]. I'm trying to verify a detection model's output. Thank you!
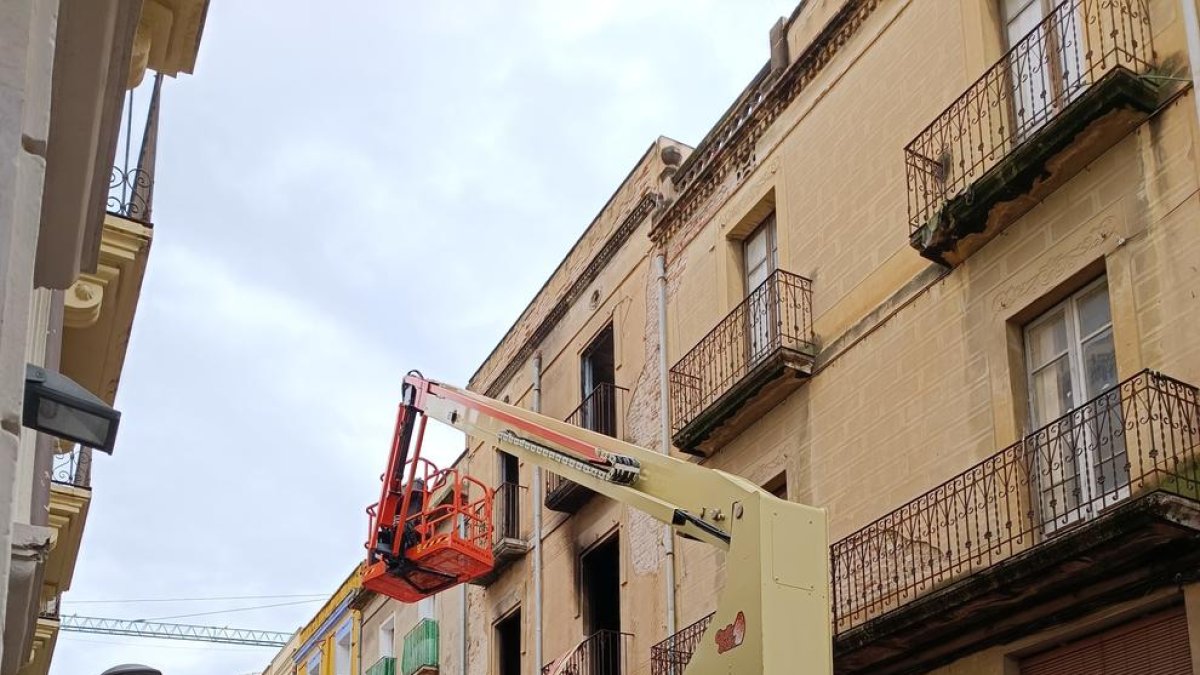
[101, 666, 161, 675]
[23, 363, 120, 454]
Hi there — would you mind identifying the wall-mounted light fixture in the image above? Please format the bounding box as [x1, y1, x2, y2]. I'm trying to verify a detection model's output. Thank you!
[23, 364, 120, 454]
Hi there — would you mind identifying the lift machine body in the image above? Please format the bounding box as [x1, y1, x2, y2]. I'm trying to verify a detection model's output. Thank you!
[364, 373, 832, 674]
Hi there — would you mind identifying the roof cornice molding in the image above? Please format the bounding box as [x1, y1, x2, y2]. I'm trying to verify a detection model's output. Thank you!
[651, 0, 883, 246]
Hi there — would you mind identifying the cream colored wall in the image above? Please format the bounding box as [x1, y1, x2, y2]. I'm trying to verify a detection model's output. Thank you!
[662, 0, 1200, 660]
[438, 1, 1200, 673]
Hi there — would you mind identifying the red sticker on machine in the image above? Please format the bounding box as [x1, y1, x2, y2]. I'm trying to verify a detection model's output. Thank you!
[714, 611, 746, 654]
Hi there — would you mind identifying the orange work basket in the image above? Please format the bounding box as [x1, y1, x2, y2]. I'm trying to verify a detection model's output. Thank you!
[364, 403, 495, 602]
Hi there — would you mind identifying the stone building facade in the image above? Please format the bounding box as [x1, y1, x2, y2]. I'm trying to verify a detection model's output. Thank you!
[0, 1, 208, 672]
[321, 1, 1200, 673]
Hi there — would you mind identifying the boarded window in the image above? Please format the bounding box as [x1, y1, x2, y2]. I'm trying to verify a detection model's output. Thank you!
[1021, 606, 1191, 675]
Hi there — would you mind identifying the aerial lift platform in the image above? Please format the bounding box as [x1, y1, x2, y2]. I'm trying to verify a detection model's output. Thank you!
[364, 372, 832, 675]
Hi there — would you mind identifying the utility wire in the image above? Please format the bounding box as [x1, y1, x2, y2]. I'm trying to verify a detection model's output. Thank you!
[139, 598, 322, 622]
[67, 593, 328, 605]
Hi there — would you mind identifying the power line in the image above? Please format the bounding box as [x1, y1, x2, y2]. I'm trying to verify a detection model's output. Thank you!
[67, 593, 327, 605]
[60, 615, 292, 648]
[139, 598, 322, 622]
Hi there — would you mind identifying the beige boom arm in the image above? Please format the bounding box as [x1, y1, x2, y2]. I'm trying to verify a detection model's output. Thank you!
[417, 378, 833, 675]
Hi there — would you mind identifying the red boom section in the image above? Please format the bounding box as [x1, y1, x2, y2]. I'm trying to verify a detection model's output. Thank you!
[363, 392, 494, 602]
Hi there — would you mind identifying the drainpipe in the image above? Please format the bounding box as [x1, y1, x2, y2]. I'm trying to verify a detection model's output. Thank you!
[532, 354, 545, 674]
[460, 520, 468, 674]
[1182, 0, 1200, 135]
[654, 254, 678, 636]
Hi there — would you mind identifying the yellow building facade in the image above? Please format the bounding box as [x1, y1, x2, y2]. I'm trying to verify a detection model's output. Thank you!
[319, 1, 1200, 674]
[292, 566, 364, 675]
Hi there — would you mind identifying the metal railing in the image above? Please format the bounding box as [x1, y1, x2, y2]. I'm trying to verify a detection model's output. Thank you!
[39, 594, 61, 621]
[493, 481, 527, 543]
[51, 446, 91, 489]
[107, 165, 153, 223]
[831, 370, 1200, 633]
[543, 630, 632, 675]
[366, 656, 396, 675]
[650, 613, 715, 675]
[400, 619, 438, 675]
[565, 383, 627, 439]
[669, 269, 814, 436]
[549, 384, 628, 500]
[905, 0, 1154, 232]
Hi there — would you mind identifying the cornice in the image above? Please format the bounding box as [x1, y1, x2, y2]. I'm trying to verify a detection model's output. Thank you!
[481, 191, 660, 398]
[650, 0, 883, 246]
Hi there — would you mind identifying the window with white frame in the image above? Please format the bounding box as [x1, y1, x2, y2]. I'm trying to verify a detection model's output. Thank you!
[1025, 277, 1124, 526]
[379, 615, 395, 659]
[335, 625, 352, 675]
[743, 214, 778, 362]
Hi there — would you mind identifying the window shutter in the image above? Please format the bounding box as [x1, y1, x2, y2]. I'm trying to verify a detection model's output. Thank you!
[1021, 606, 1191, 675]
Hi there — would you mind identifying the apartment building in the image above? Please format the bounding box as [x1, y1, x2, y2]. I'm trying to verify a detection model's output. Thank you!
[291, 566, 364, 675]
[0, 1, 209, 673]
[318, 0, 1200, 673]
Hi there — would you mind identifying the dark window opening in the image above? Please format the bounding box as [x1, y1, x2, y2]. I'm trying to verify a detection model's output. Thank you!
[498, 451, 521, 540]
[580, 325, 617, 436]
[763, 471, 788, 500]
[582, 535, 621, 674]
[497, 609, 522, 675]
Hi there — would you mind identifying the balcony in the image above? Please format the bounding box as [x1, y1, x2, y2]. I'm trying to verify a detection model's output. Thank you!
[831, 370, 1200, 674]
[669, 269, 814, 456]
[650, 613, 714, 675]
[546, 383, 628, 513]
[51, 447, 91, 489]
[366, 656, 397, 675]
[472, 482, 529, 586]
[543, 630, 632, 675]
[907, 0, 1159, 266]
[401, 619, 438, 675]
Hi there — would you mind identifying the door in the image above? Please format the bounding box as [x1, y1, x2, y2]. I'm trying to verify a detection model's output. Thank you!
[1025, 277, 1121, 529]
[743, 215, 778, 365]
[580, 325, 617, 436]
[1002, 0, 1086, 139]
[582, 536, 622, 675]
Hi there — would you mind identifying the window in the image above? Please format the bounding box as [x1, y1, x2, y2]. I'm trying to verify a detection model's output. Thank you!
[763, 471, 788, 500]
[379, 615, 395, 659]
[1001, 0, 1086, 136]
[580, 324, 617, 437]
[496, 609, 522, 675]
[335, 626, 352, 675]
[306, 652, 321, 675]
[1025, 277, 1122, 525]
[743, 214, 778, 362]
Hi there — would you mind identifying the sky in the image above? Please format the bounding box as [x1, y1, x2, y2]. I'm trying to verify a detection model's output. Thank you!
[52, 2, 801, 673]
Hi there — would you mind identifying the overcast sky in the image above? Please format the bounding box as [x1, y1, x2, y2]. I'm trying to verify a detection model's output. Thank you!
[52, 2, 800, 673]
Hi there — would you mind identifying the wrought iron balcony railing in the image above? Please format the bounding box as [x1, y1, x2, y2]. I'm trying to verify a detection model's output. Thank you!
[669, 269, 814, 438]
[107, 165, 153, 223]
[650, 613, 714, 675]
[494, 481, 527, 544]
[547, 384, 628, 510]
[366, 656, 397, 675]
[564, 382, 627, 439]
[543, 630, 632, 675]
[52, 447, 91, 489]
[831, 369, 1200, 633]
[400, 619, 438, 675]
[905, 0, 1155, 234]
